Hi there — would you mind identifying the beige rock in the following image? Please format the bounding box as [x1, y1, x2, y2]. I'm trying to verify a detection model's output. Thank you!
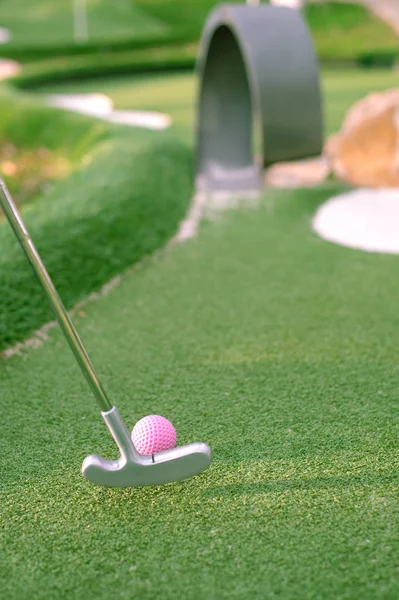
[323, 133, 340, 160]
[326, 89, 399, 188]
[264, 156, 330, 188]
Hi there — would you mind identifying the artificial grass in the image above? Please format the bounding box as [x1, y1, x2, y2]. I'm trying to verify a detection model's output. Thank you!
[1, 187, 398, 599]
[0, 138, 70, 207]
[2, 64, 396, 351]
[0, 94, 193, 351]
[11, 43, 198, 90]
[0, 0, 216, 51]
[0, 0, 168, 47]
[321, 68, 399, 135]
[36, 67, 399, 143]
[0, 0, 216, 60]
[2, 0, 397, 57]
[0, 91, 112, 158]
[1, 65, 397, 351]
[304, 2, 399, 60]
[3, 1, 398, 86]
[37, 71, 197, 142]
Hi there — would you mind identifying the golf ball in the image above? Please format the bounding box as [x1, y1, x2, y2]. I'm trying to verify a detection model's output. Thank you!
[131, 415, 177, 455]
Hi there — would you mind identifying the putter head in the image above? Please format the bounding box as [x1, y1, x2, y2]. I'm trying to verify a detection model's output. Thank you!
[82, 406, 212, 487]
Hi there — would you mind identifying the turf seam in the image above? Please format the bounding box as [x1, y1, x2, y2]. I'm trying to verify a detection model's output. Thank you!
[2, 253, 154, 360]
[1, 189, 201, 360]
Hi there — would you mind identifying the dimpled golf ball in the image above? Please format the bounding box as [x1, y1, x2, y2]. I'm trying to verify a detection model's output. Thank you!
[131, 415, 177, 455]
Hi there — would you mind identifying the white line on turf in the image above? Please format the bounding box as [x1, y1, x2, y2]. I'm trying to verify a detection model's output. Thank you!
[1, 274, 122, 360]
[173, 189, 260, 243]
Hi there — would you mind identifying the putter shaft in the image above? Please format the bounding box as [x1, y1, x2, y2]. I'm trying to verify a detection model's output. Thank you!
[0, 177, 112, 412]
[1, 176, 213, 487]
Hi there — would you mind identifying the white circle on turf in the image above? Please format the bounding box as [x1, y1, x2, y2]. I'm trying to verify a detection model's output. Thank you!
[312, 188, 399, 254]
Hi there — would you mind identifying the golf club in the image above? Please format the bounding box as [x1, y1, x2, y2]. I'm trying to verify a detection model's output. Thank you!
[0, 176, 212, 487]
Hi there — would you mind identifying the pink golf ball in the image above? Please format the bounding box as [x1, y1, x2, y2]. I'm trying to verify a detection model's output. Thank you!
[131, 415, 177, 455]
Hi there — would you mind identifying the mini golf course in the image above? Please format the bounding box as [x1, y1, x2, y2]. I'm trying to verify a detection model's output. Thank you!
[1, 3, 399, 599]
[2, 182, 399, 599]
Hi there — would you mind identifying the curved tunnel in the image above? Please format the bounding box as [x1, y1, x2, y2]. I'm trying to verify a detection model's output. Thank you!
[196, 24, 258, 192]
[195, 4, 323, 194]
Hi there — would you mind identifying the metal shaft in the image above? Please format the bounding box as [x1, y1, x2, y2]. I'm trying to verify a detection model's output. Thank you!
[0, 177, 112, 412]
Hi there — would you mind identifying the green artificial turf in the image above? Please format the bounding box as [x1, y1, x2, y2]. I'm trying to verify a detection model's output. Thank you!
[1, 64, 398, 350]
[11, 43, 198, 91]
[2, 0, 397, 83]
[0, 0, 168, 46]
[0, 91, 111, 157]
[304, 1, 399, 60]
[1, 187, 398, 599]
[36, 67, 399, 142]
[37, 71, 197, 141]
[0, 93, 192, 351]
[1, 61, 399, 598]
[321, 68, 399, 134]
[2, 0, 397, 55]
[1, 65, 397, 351]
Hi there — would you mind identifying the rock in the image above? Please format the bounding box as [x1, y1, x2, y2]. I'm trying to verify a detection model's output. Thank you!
[264, 156, 331, 188]
[326, 89, 399, 188]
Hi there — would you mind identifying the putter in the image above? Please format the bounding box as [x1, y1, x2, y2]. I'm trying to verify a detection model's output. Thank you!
[0, 177, 212, 487]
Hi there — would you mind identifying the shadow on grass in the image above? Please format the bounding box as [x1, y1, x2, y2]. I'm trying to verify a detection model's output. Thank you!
[202, 471, 397, 498]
